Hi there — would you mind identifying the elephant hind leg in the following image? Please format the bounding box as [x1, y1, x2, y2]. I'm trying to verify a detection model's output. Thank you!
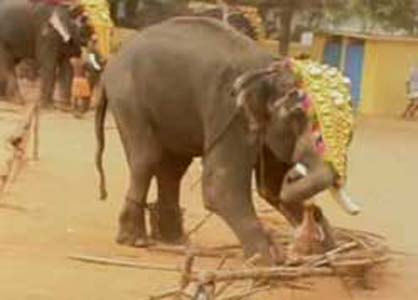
[6, 70, 24, 104]
[114, 108, 162, 247]
[152, 152, 192, 244]
[0, 43, 19, 102]
[57, 58, 73, 107]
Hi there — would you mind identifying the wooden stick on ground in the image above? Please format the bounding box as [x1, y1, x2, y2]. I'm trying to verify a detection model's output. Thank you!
[185, 212, 213, 238]
[149, 254, 199, 300]
[0, 101, 38, 197]
[149, 288, 181, 300]
[32, 102, 40, 160]
[214, 253, 262, 299]
[147, 244, 238, 259]
[68, 254, 181, 272]
[216, 255, 229, 270]
[192, 266, 334, 284]
[304, 242, 358, 267]
[178, 251, 196, 297]
[217, 286, 272, 300]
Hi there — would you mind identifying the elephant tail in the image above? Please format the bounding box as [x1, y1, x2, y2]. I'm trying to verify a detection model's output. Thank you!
[95, 85, 108, 200]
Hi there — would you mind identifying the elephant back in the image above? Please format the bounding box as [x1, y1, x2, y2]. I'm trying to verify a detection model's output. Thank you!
[0, 0, 37, 59]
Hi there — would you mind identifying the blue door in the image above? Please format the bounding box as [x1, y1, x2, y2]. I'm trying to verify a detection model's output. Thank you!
[323, 40, 342, 68]
[344, 41, 365, 108]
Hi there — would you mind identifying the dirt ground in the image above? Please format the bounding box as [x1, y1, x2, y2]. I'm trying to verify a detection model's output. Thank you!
[0, 104, 418, 300]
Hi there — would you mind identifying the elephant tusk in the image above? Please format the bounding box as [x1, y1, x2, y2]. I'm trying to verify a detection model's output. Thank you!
[330, 187, 361, 216]
[294, 163, 308, 177]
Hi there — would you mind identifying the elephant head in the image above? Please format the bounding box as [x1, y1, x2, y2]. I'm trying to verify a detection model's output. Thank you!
[41, 3, 93, 57]
[231, 59, 360, 216]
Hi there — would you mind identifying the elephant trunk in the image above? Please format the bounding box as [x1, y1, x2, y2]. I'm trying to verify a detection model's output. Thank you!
[280, 163, 361, 216]
[280, 163, 334, 204]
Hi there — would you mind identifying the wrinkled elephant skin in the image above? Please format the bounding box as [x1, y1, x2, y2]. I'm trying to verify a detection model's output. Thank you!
[95, 17, 343, 265]
[0, 0, 91, 105]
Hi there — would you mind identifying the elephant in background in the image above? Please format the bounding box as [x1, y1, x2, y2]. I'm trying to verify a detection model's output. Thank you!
[95, 17, 358, 265]
[0, 0, 92, 106]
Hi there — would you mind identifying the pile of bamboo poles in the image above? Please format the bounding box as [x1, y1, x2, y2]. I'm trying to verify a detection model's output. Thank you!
[0, 101, 39, 197]
[148, 223, 390, 300]
[68, 217, 390, 300]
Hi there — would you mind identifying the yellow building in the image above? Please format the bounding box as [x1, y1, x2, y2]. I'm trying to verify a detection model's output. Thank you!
[311, 32, 418, 116]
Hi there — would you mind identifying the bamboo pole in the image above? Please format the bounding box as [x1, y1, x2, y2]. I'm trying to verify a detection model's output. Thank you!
[0, 101, 38, 197]
[191, 266, 334, 284]
[32, 102, 40, 160]
[67, 254, 181, 272]
[147, 244, 238, 259]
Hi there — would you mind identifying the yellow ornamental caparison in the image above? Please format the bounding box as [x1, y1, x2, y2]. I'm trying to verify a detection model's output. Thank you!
[80, 0, 113, 27]
[80, 0, 114, 57]
[291, 59, 355, 184]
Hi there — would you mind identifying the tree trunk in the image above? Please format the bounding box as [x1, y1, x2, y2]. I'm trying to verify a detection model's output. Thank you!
[278, 1, 295, 56]
[126, 0, 139, 19]
[217, 0, 230, 24]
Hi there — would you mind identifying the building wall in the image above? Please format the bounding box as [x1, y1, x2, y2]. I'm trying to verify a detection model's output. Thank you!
[312, 34, 418, 116]
[311, 35, 327, 60]
[361, 41, 418, 115]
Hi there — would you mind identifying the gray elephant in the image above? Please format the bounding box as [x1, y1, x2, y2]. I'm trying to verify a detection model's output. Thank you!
[95, 17, 358, 265]
[0, 0, 92, 106]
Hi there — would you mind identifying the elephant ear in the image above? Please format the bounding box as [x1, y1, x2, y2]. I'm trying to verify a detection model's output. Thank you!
[48, 9, 71, 43]
[231, 68, 279, 131]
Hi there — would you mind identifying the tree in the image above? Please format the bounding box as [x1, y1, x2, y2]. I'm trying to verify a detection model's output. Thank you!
[108, 0, 349, 55]
[200, 0, 346, 55]
[359, 0, 418, 33]
[325, 0, 418, 34]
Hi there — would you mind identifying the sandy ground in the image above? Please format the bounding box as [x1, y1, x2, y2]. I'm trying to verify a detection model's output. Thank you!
[0, 105, 418, 300]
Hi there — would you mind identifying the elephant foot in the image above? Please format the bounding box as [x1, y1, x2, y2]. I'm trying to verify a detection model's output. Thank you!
[240, 222, 286, 266]
[116, 232, 151, 248]
[149, 202, 186, 245]
[116, 199, 148, 248]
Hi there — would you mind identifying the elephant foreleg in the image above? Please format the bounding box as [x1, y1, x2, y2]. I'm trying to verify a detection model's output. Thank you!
[37, 39, 58, 106]
[38, 61, 57, 107]
[57, 58, 73, 107]
[202, 139, 284, 265]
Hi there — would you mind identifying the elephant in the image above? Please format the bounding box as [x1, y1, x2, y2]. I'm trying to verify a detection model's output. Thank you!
[0, 0, 92, 106]
[95, 17, 359, 265]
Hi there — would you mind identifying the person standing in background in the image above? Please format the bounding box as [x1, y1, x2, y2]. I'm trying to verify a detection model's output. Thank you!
[70, 57, 91, 117]
[402, 65, 418, 119]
